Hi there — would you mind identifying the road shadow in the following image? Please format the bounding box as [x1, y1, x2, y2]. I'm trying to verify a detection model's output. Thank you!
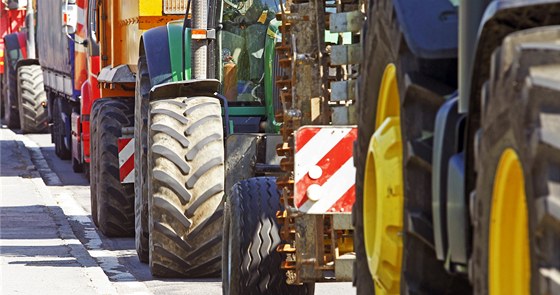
[1, 205, 98, 269]
[63, 210, 222, 284]
[32, 144, 90, 187]
[0, 128, 89, 186]
[0, 205, 90, 240]
[0, 140, 41, 178]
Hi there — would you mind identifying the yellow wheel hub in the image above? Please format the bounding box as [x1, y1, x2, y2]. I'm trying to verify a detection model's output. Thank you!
[489, 149, 530, 295]
[363, 64, 402, 294]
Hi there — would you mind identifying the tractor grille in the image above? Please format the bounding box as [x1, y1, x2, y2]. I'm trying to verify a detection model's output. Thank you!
[163, 0, 188, 14]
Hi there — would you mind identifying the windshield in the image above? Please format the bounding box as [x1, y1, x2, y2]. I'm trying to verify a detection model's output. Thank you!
[221, 0, 280, 103]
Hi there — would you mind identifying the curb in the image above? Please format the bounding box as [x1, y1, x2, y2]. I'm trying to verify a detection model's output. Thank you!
[16, 133, 151, 295]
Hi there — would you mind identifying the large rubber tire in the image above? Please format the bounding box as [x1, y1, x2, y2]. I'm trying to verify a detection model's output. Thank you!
[84, 162, 90, 181]
[95, 99, 135, 237]
[473, 27, 560, 295]
[355, 1, 470, 294]
[3, 62, 20, 128]
[89, 98, 110, 226]
[351, 5, 379, 291]
[17, 65, 48, 133]
[53, 97, 71, 160]
[72, 104, 85, 173]
[148, 96, 224, 277]
[72, 155, 84, 173]
[223, 177, 314, 295]
[134, 55, 150, 263]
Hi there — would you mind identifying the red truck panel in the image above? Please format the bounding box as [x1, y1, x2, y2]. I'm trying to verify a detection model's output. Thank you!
[0, 4, 26, 74]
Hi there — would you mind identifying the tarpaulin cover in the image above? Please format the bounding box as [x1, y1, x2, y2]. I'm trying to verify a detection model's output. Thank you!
[37, 0, 72, 75]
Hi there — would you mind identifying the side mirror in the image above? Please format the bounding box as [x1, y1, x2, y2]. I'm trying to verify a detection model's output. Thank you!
[62, 1, 78, 35]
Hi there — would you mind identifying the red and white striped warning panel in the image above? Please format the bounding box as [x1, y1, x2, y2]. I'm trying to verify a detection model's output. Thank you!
[118, 138, 135, 184]
[294, 126, 357, 214]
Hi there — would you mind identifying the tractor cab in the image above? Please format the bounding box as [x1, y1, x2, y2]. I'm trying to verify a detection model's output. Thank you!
[218, 0, 281, 133]
[220, 0, 279, 103]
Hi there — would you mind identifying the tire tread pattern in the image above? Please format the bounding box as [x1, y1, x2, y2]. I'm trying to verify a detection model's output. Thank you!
[356, 1, 469, 294]
[473, 27, 560, 295]
[148, 96, 224, 277]
[3, 61, 19, 128]
[134, 56, 150, 262]
[96, 99, 135, 237]
[223, 177, 312, 295]
[17, 65, 48, 133]
[53, 97, 71, 159]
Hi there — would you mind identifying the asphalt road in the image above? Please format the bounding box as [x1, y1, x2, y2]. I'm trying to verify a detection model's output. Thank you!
[3, 128, 355, 295]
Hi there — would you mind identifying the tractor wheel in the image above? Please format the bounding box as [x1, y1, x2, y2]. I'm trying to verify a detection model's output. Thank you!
[356, 1, 470, 294]
[134, 55, 150, 262]
[84, 163, 90, 182]
[148, 97, 224, 277]
[352, 4, 381, 292]
[53, 98, 71, 160]
[473, 27, 560, 295]
[223, 177, 314, 295]
[17, 65, 48, 133]
[95, 99, 135, 237]
[72, 155, 84, 173]
[89, 98, 110, 226]
[3, 62, 19, 128]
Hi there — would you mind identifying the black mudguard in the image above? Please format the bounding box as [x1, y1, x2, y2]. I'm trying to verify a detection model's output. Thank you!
[393, 0, 459, 59]
[140, 26, 173, 87]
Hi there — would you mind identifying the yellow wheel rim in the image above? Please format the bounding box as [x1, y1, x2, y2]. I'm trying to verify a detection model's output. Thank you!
[363, 64, 402, 294]
[489, 149, 530, 295]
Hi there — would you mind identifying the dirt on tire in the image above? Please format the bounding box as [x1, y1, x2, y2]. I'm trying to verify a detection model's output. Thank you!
[3, 60, 19, 128]
[94, 99, 135, 237]
[148, 96, 224, 277]
[222, 177, 314, 295]
[17, 65, 48, 133]
[355, 1, 469, 293]
[134, 55, 150, 263]
[473, 26, 560, 295]
[89, 98, 111, 227]
[52, 97, 71, 160]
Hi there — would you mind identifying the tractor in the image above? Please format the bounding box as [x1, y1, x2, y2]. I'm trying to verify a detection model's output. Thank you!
[83, 0, 285, 279]
[224, 0, 365, 292]
[1, 0, 47, 133]
[354, 0, 560, 294]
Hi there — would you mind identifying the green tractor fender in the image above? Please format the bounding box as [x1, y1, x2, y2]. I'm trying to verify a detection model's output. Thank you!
[141, 20, 218, 97]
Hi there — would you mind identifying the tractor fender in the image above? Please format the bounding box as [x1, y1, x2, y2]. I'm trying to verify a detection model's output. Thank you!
[461, 1, 560, 206]
[479, 0, 560, 28]
[97, 65, 135, 84]
[392, 0, 459, 59]
[140, 26, 174, 87]
[3, 32, 27, 69]
[16, 58, 40, 70]
[149, 79, 220, 101]
[141, 20, 192, 88]
[460, 0, 560, 113]
[432, 94, 467, 264]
